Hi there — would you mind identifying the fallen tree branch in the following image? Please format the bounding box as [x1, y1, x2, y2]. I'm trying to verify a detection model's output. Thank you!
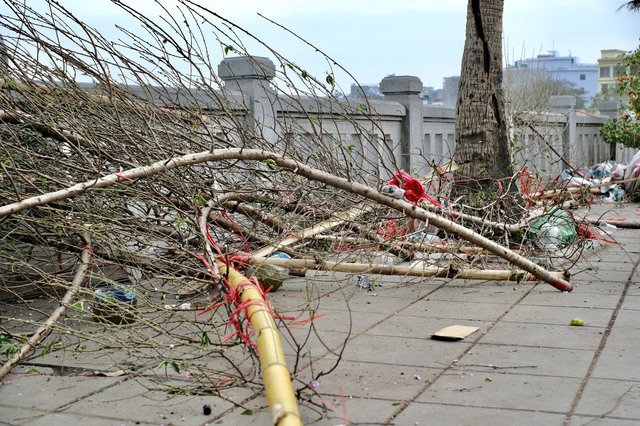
[0, 233, 93, 380]
[247, 256, 569, 282]
[0, 148, 572, 291]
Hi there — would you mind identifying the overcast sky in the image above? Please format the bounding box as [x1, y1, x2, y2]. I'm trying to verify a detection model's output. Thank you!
[4, 1, 639, 91]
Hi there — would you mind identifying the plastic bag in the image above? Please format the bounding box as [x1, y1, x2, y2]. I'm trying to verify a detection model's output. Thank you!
[530, 209, 577, 252]
[386, 170, 441, 206]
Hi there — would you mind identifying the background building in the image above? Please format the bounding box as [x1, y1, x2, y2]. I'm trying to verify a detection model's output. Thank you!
[597, 49, 628, 96]
[508, 50, 598, 104]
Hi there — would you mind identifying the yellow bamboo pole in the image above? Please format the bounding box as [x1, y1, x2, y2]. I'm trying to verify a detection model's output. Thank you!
[216, 261, 302, 426]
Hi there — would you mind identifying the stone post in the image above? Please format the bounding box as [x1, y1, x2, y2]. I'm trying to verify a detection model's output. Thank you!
[379, 76, 424, 173]
[549, 95, 576, 169]
[218, 56, 277, 142]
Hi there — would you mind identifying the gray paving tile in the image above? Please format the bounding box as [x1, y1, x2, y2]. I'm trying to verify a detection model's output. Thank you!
[0, 372, 123, 410]
[458, 343, 594, 378]
[571, 415, 640, 425]
[625, 285, 640, 297]
[3, 203, 640, 426]
[522, 288, 622, 309]
[294, 309, 390, 335]
[365, 314, 489, 341]
[329, 292, 421, 314]
[0, 406, 56, 426]
[620, 295, 640, 310]
[59, 376, 257, 424]
[399, 299, 511, 321]
[216, 392, 401, 425]
[294, 357, 439, 401]
[417, 282, 534, 304]
[21, 412, 157, 426]
[340, 333, 469, 368]
[480, 321, 606, 350]
[590, 315, 640, 382]
[415, 371, 581, 413]
[573, 379, 640, 420]
[500, 304, 613, 328]
[280, 328, 352, 359]
[570, 281, 628, 295]
[393, 402, 566, 426]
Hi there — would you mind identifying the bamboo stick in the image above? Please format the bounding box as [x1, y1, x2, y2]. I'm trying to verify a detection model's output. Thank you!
[216, 261, 302, 426]
[247, 256, 569, 282]
[313, 234, 445, 252]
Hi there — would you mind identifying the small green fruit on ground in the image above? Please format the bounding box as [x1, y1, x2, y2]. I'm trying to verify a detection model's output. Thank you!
[570, 318, 584, 326]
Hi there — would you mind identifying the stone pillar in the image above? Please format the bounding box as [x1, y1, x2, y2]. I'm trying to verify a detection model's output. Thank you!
[595, 100, 620, 118]
[549, 96, 577, 169]
[218, 56, 277, 142]
[380, 76, 424, 173]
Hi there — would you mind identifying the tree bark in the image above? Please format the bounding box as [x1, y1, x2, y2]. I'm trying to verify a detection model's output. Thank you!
[454, 0, 513, 203]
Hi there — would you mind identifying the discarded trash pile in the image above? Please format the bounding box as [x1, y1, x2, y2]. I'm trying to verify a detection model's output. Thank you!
[528, 150, 640, 204]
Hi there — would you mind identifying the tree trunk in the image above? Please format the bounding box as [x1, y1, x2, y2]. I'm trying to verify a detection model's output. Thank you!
[454, 0, 513, 206]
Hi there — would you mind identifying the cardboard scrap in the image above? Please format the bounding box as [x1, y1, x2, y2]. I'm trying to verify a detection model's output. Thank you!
[431, 325, 479, 341]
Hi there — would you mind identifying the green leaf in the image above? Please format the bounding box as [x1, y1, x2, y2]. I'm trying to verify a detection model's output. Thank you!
[241, 409, 253, 415]
[224, 45, 235, 55]
[201, 331, 212, 346]
[194, 193, 206, 206]
[326, 74, 335, 87]
[263, 159, 277, 170]
[70, 300, 85, 311]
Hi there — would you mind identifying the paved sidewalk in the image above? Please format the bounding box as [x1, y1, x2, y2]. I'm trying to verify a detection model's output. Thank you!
[1, 202, 640, 425]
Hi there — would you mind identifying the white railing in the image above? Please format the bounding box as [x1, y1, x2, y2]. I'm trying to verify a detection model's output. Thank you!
[217, 56, 628, 182]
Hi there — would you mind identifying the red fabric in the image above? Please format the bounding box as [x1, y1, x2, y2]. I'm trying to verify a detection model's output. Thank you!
[387, 170, 442, 207]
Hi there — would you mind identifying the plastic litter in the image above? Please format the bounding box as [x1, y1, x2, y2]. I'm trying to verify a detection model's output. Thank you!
[380, 184, 405, 199]
[386, 169, 442, 206]
[549, 150, 640, 200]
[624, 150, 640, 196]
[530, 209, 577, 252]
[93, 281, 137, 325]
[410, 231, 441, 244]
[355, 275, 376, 291]
[599, 222, 618, 232]
[372, 251, 396, 265]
